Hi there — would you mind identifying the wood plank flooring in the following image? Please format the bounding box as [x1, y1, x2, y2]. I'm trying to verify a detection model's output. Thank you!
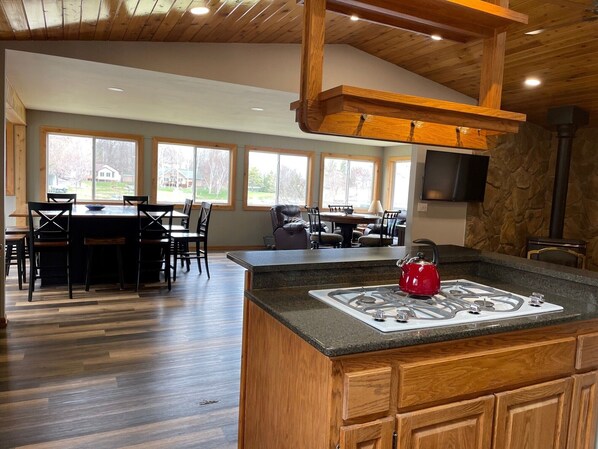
[0, 252, 246, 449]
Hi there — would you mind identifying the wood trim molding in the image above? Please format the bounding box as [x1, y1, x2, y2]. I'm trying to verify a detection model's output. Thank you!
[6, 121, 14, 195]
[39, 126, 144, 201]
[318, 152, 381, 212]
[14, 125, 27, 226]
[151, 136, 237, 208]
[243, 145, 314, 210]
[385, 155, 411, 210]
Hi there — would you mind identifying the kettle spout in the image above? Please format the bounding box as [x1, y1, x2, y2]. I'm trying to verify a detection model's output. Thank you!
[396, 254, 410, 269]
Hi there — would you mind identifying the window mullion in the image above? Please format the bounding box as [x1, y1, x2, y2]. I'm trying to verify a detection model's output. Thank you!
[92, 136, 96, 201]
[345, 160, 351, 204]
[193, 146, 198, 202]
[275, 153, 281, 203]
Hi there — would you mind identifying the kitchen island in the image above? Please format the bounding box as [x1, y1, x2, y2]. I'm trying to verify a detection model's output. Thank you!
[227, 245, 598, 449]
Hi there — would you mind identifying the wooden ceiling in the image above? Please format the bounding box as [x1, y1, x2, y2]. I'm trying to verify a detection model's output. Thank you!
[0, 0, 595, 128]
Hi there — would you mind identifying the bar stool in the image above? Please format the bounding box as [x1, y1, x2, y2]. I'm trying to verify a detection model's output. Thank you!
[5, 233, 27, 290]
[84, 236, 126, 291]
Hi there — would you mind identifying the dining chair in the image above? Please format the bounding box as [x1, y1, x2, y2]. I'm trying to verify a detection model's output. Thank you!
[358, 210, 401, 247]
[171, 202, 212, 280]
[27, 201, 73, 301]
[47, 192, 77, 204]
[5, 232, 27, 290]
[123, 195, 149, 206]
[136, 203, 174, 291]
[167, 198, 193, 233]
[306, 206, 343, 249]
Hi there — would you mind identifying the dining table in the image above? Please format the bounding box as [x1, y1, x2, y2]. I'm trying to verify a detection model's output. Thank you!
[13, 204, 188, 285]
[318, 211, 380, 248]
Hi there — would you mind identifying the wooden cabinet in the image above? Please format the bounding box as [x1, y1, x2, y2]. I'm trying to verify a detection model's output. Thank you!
[396, 396, 494, 449]
[493, 378, 573, 449]
[567, 371, 598, 449]
[339, 417, 394, 449]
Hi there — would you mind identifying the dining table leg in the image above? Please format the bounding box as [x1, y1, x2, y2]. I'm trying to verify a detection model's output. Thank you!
[338, 224, 356, 248]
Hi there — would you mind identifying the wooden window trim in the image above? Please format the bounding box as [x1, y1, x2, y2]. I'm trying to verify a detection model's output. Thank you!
[243, 145, 314, 211]
[40, 126, 144, 203]
[386, 156, 411, 210]
[6, 121, 14, 196]
[319, 152, 381, 213]
[152, 136, 237, 211]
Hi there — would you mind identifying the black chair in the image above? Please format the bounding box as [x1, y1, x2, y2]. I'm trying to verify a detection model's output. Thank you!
[171, 202, 212, 280]
[123, 195, 149, 206]
[167, 198, 193, 233]
[27, 201, 73, 301]
[358, 210, 402, 247]
[269, 205, 310, 250]
[136, 204, 174, 291]
[306, 206, 343, 249]
[5, 232, 27, 290]
[47, 192, 77, 204]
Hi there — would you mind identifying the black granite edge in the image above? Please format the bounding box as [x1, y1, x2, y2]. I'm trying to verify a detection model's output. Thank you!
[227, 245, 481, 273]
[244, 277, 595, 357]
[479, 251, 598, 287]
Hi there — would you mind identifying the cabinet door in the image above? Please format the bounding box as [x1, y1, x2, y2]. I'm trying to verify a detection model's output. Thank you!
[567, 371, 598, 449]
[493, 377, 572, 449]
[396, 395, 494, 449]
[339, 417, 394, 449]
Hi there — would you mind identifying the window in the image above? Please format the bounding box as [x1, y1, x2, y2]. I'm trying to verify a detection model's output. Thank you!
[244, 146, 313, 208]
[153, 137, 236, 207]
[41, 127, 143, 202]
[389, 157, 411, 210]
[321, 154, 379, 210]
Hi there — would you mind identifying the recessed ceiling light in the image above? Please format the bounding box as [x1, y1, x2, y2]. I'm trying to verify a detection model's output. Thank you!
[190, 6, 210, 15]
[108, 87, 124, 92]
[525, 29, 544, 35]
[524, 77, 541, 87]
[350, 15, 359, 21]
[251, 107, 264, 112]
[431, 34, 443, 41]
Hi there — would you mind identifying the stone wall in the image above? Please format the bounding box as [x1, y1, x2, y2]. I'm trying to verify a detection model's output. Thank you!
[465, 123, 598, 271]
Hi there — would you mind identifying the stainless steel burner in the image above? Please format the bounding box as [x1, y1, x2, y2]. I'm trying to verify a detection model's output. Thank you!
[309, 279, 564, 332]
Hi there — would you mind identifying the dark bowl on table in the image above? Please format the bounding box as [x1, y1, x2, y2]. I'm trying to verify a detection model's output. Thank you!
[85, 204, 105, 211]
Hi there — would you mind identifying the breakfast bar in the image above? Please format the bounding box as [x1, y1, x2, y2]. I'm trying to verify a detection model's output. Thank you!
[228, 246, 598, 449]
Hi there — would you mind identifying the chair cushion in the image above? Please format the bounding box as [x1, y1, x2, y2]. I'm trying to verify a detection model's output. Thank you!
[358, 234, 393, 247]
[311, 232, 343, 245]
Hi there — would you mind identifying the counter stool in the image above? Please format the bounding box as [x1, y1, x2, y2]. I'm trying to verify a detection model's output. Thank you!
[5, 233, 27, 289]
[84, 236, 126, 291]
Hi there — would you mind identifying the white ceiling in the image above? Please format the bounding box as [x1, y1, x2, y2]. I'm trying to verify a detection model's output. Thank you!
[6, 50, 396, 147]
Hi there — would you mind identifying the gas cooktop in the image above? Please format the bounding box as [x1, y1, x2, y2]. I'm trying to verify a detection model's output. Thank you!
[308, 279, 563, 332]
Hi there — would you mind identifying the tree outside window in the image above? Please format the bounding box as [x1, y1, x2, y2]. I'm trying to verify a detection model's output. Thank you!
[322, 156, 377, 209]
[245, 148, 311, 207]
[46, 132, 137, 201]
[155, 140, 234, 205]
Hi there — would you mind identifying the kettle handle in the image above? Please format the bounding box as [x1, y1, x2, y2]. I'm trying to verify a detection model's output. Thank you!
[413, 239, 439, 265]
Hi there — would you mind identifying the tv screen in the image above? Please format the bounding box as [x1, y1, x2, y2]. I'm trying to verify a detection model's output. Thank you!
[421, 150, 489, 202]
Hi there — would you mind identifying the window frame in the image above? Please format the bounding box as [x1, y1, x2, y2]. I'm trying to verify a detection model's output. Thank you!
[152, 136, 237, 210]
[40, 126, 144, 204]
[386, 156, 411, 211]
[319, 153, 381, 212]
[243, 145, 314, 211]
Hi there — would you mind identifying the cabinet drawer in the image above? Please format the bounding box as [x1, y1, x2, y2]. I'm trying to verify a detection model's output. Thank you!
[576, 332, 598, 371]
[343, 367, 392, 420]
[398, 337, 576, 408]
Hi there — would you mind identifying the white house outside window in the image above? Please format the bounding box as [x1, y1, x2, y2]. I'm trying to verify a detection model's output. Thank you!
[44, 130, 140, 202]
[154, 138, 236, 207]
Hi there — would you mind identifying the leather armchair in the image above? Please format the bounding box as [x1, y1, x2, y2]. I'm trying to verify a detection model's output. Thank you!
[270, 205, 310, 250]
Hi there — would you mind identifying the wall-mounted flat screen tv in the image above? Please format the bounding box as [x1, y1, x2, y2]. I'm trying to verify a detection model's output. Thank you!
[421, 150, 490, 202]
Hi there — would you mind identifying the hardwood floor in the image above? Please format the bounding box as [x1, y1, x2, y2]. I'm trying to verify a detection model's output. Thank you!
[0, 252, 246, 449]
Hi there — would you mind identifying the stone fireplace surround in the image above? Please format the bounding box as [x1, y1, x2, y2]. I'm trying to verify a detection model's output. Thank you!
[466, 123, 598, 272]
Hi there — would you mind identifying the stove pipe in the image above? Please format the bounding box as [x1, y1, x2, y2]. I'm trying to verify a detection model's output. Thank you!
[546, 106, 589, 239]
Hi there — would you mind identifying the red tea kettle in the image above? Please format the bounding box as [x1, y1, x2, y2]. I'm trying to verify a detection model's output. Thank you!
[397, 239, 441, 296]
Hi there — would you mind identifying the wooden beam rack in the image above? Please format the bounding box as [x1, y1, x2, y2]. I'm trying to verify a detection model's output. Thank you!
[293, 0, 528, 151]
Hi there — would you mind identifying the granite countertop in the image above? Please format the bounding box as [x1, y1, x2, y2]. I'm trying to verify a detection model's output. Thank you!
[228, 246, 598, 357]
